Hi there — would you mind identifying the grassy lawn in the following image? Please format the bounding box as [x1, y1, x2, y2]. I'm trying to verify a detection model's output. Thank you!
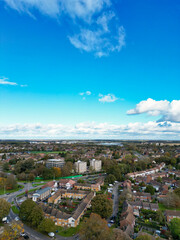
[57, 224, 81, 237]
[0, 185, 24, 195]
[12, 206, 20, 214]
[32, 183, 44, 187]
[158, 203, 180, 211]
[30, 151, 67, 154]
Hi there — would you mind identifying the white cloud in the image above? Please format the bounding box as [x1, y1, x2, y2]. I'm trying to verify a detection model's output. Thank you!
[0, 77, 18, 86]
[3, 0, 125, 57]
[127, 98, 180, 122]
[69, 25, 125, 57]
[0, 121, 180, 139]
[99, 93, 118, 103]
[79, 91, 92, 98]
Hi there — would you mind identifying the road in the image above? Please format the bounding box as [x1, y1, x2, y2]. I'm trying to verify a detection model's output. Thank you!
[108, 182, 121, 224]
[1, 186, 79, 240]
[112, 182, 121, 217]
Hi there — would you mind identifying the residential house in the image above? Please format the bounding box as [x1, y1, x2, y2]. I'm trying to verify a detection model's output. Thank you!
[32, 187, 51, 202]
[165, 210, 180, 222]
[59, 179, 75, 189]
[133, 192, 151, 202]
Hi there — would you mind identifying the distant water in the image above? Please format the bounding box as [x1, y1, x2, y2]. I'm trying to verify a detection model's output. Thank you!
[98, 142, 123, 146]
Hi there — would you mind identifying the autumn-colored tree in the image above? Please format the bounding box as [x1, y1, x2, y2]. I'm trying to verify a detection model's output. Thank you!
[6, 174, 17, 190]
[79, 213, 112, 240]
[0, 177, 7, 190]
[91, 194, 113, 219]
[53, 167, 61, 178]
[0, 198, 11, 221]
[0, 220, 23, 240]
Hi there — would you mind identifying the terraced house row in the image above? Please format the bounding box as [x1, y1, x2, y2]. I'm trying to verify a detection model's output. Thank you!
[127, 162, 165, 179]
[40, 191, 95, 227]
[48, 189, 88, 204]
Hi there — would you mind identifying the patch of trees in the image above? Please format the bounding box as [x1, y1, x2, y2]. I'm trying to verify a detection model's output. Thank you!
[145, 185, 156, 195]
[91, 194, 113, 219]
[19, 199, 55, 233]
[170, 218, 180, 239]
[79, 213, 132, 240]
[0, 199, 11, 221]
[0, 174, 17, 191]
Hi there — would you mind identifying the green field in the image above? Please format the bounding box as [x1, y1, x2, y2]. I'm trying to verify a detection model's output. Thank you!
[11, 206, 20, 214]
[30, 151, 67, 154]
[0, 185, 24, 195]
[158, 203, 180, 211]
[57, 224, 81, 237]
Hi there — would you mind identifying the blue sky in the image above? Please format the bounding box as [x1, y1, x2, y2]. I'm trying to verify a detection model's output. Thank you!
[0, 0, 180, 139]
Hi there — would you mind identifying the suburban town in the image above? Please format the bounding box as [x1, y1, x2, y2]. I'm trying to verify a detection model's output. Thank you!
[0, 140, 180, 239]
[1, 0, 180, 239]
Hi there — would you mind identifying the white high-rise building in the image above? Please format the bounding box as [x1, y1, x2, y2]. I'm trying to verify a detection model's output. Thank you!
[90, 159, 102, 172]
[75, 161, 87, 173]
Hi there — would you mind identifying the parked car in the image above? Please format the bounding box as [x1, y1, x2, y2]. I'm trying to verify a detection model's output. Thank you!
[48, 232, 55, 238]
[20, 232, 29, 239]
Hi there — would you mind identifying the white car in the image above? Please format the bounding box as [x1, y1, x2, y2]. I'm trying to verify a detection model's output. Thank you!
[15, 217, 20, 221]
[48, 232, 55, 238]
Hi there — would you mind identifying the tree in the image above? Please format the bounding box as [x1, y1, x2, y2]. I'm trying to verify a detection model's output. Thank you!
[28, 173, 35, 181]
[28, 205, 43, 227]
[0, 199, 11, 221]
[79, 213, 112, 240]
[77, 179, 85, 183]
[38, 218, 56, 233]
[91, 194, 112, 219]
[41, 167, 53, 180]
[0, 220, 23, 240]
[17, 172, 26, 181]
[170, 218, 180, 239]
[136, 234, 152, 240]
[6, 174, 17, 190]
[3, 162, 9, 172]
[106, 174, 116, 184]
[113, 229, 132, 240]
[156, 210, 165, 224]
[145, 185, 155, 195]
[0, 177, 7, 190]
[174, 188, 180, 197]
[19, 199, 36, 222]
[61, 162, 73, 177]
[53, 167, 61, 178]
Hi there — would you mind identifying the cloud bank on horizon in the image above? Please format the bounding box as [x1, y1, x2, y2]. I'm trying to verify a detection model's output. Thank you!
[3, 0, 125, 57]
[1, 120, 180, 139]
[1, 98, 180, 140]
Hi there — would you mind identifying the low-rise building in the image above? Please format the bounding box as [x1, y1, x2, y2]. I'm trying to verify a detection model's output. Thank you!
[59, 179, 75, 189]
[165, 210, 180, 222]
[133, 192, 151, 202]
[40, 191, 95, 227]
[32, 187, 51, 202]
[48, 189, 88, 204]
[46, 159, 65, 169]
[120, 201, 135, 237]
